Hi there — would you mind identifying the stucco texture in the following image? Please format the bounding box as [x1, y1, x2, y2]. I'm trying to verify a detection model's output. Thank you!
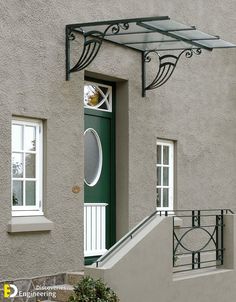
[0, 0, 236, 279]
[86, 215, 236, 302]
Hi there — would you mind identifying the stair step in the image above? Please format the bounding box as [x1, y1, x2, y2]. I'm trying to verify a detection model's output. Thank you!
[66, 271, 84, 285]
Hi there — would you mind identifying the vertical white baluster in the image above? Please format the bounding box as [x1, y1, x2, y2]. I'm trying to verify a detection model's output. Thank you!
[94, 206, 98, 251]
[84, 206, 87, 253]
[97, 205, 101, 251]
[84, 203, 107, 257]
[87, 205, 91, 253]
[91, 206, 94, 252]
[101, 205, 106, 251]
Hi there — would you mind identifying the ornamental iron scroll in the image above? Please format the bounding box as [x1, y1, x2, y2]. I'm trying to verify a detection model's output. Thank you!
[142, 48, 202, 96]
[65, 16, 236, 96]
[66, 22, 129, 80]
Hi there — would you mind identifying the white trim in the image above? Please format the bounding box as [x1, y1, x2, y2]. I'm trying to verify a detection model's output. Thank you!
[12, 118, 43, 216]
[156, 139, 174, 211]
[84, 203, 108, 207]
[85, 250, 108, 257]
[84, 128, 103, 187]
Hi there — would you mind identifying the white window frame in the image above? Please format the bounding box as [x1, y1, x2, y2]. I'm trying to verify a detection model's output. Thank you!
[156, 139, 174, 211]
[12, 118, 43, 216]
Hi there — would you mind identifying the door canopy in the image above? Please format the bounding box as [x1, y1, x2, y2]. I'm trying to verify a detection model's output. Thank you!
[65, 16, 236, 96]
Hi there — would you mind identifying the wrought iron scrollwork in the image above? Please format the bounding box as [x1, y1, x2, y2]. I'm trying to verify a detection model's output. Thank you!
[143, 48, 202, 95]
[66, 22, 130, 79]
[70, 30, 104, 73]
[68, 31, 76, 41]
[66, 20, 203, 95]
[110, 22, 129, 34]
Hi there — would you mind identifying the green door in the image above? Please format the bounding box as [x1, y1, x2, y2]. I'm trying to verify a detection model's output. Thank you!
[84, 80, 115, 265]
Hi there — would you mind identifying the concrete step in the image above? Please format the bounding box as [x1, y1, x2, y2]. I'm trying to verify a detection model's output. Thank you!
[48, 284, 74, 302]
[65, 272, 84, 285]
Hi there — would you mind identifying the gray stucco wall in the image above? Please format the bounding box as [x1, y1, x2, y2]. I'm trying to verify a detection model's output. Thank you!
[0, 0, 235, 279]
[86, 215, 236, 302]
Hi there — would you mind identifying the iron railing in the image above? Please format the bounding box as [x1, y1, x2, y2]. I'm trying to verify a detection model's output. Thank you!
[96, 208, 234, 271]
[158, 209, 234, 273]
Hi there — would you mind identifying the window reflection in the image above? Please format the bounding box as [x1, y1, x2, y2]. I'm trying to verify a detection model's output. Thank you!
[84, 128, 103, 186]
[25, 126, 36, 151]
[13, 181, 23, 206]
[12, 125, 23, 150]
[12, 153, 23, 178]
[156, 141, 174, 210]
[84, 82, 112, 112]
[12, 120, 41, 210]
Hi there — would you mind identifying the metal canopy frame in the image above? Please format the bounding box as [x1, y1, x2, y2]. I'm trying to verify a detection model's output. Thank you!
[65, 16, 236, 96]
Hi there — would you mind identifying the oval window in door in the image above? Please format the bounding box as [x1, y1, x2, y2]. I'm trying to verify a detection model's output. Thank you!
[84, 128, 103, 186]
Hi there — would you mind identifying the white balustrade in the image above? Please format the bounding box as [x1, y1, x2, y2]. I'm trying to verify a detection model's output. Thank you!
[84, 203, 108, 257]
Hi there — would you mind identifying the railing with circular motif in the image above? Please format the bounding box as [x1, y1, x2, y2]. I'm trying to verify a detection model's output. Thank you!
[158, 209, 234, 273]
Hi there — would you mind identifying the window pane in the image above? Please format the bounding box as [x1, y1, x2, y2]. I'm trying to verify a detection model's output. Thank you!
[25, 154, 36, 178]
[157, 145, 161, 164]
[163, 145, 169, 165]
[12, 181, 23, 206]
[97, 86, 109, 110]
[25, 181, 36, 205]
[84, 85, 100, 107]
[163, 167, 169, 186]
[12, 153, 23, 178]
[25, 126, 36, 151]
[157, 188, 161, 207]
[84, 129, 102, 186]
[157, 167, 161, 186]
[12, 124, 23, 150]
[163, 188, 169, 207]
[84, 83, 112, 112]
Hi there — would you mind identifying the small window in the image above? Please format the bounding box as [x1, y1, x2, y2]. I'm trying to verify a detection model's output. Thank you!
[84, 128, 103, 186]
[84, 81, 112, 112]
[12, 118, 43, 216]
[156, 139, 174, 210]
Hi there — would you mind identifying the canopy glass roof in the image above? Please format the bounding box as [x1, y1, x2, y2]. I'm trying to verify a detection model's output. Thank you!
[66, 16, 236, 96]
[68, 16, 236, 52]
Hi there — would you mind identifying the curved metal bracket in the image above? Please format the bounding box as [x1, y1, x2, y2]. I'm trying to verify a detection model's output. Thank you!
[70, 31, 104, 73]
[142, 48, 202, 96]
[65, 23, 129, 80]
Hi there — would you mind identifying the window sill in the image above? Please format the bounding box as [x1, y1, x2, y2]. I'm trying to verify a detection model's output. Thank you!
[7, 216, 54, 233]
[12, 210, 44, 217]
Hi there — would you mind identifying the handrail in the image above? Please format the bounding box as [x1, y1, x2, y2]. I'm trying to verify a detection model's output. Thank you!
[158, 209, 234, 216]
[96, 209, 159, 267]
[95, 208, 234, 268]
